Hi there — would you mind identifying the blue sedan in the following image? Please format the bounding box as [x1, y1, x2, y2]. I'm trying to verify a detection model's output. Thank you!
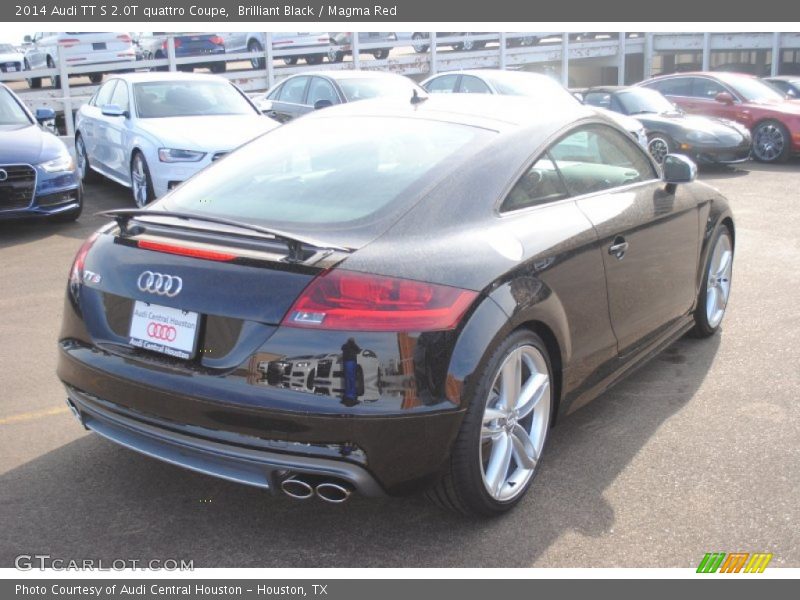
[0, 83, 82, 221]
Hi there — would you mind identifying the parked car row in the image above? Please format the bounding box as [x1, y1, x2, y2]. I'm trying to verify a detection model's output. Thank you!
[4, 66, 799, 224]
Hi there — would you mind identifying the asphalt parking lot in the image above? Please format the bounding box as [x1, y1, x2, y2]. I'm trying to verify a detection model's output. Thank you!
[1, 160, 798, 568]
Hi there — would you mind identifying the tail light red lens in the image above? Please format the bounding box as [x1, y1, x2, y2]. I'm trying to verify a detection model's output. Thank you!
[162, 39, 182, 50]
[209, 36, 224, 46]
[58, 38, 80, 47]
[116, 34, 132, 43]
[282, 270, 477, 332]
[69, 232, 100, 287]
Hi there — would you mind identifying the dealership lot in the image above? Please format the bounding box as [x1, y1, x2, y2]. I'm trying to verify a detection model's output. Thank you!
[0, 161, 798, 567]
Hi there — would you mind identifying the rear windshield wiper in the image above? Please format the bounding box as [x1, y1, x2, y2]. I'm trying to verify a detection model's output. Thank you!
[99, 209, 350, 262]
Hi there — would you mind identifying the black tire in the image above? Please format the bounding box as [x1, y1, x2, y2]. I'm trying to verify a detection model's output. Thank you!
[411, 33, 429, 53]
[283, 57, 298, 66]
[75, 134, 100, 184]
[47, 57, 60, 89]
[373, 49, 390, 60]
[427, 329, 554, 516]
[25, 60, 42, 89]
[751, 120, 791, 163]
[210, 62, 226, 74]
[130, 151, 155, 208]
[88, 73, 103, 84]
[327, 48, 345, 63]
[691, 224, 734, 338]
[305, 54, 324, 65]
[51, 187, 83, 222]
[249, 39, 266, 70]
[647, 133, 674, 165]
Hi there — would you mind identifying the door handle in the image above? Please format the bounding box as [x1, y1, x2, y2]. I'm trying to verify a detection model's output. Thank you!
[608, 236, 629, 260]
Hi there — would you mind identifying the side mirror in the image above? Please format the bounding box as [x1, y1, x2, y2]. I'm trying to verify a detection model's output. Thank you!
[662, 154, 697, 192]
[24, 35, 32, 43]
[101, 104, 126, 117]
[714, 91, 734, 105]
[256, 98, 273, 113]
[35, 107, 56, 123]
[314, 99, 333, 110]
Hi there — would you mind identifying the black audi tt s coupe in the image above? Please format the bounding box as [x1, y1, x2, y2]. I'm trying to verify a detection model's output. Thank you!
[57, 95, 735, 516]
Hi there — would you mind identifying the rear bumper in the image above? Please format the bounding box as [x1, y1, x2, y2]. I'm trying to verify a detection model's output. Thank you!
[65, 386, 385, 496]
[57, 340, 465, 495]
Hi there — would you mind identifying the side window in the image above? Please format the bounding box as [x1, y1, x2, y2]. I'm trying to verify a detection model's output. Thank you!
[109, 80, 129, 111]
[651, 77, 692, 97]
[584, 92, 611, 109]
[307, 77, 339, 106]
[692, 77, 727, 99]
[93, 80, 117, 107]
[424, 74, 458, 94]
[549, 125, 657, 197]
[458, 76, 491, 94]
[277, 76, 309, 104]
[501, 154, 570, 212]
[266, 83, 283, 101]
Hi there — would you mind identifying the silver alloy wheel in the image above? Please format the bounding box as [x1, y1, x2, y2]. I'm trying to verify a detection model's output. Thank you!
[131, 154, 149, 208]
[648, 137, 670, 164]
[753, 123, 785, 162]
[480, 344, 551, 502]
[705, 229, 733, 329]
[461, 38, 476, 51]
[76, 138, 87, 179]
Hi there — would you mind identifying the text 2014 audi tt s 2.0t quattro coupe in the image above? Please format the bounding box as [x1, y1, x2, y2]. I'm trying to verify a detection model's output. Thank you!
[57, 95, 735, 516]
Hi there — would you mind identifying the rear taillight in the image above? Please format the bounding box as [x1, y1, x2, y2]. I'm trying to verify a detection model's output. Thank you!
[162, 38, 183, 50]
[116, 34, 132, 43]
[209, 36, 224, 46]
[58, 38, 80, 47]
[282, 270, 477, 332]
[69, 232, 100, 288]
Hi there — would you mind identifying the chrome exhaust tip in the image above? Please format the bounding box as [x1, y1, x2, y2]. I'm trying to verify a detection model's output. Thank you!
[315, 481, 353, 504]
[280, 476, 314, 500]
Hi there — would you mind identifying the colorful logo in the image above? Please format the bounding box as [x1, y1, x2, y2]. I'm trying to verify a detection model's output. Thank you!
[697, 552, 773, 573]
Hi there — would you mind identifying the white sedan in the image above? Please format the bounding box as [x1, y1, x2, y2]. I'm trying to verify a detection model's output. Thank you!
[75, 72, 279, 206]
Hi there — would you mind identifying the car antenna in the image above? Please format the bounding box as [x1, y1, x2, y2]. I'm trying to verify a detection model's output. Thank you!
[410, 89, 428, 105]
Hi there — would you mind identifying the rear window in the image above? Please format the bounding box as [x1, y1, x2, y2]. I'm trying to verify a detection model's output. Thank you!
[337, 77, 420, 102]
[160, 117, 491, 233]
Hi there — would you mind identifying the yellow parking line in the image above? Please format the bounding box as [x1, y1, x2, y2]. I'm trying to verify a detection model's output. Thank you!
[0, 406, 70, 426]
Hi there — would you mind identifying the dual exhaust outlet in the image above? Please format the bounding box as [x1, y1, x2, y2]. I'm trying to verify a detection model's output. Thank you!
[280, 474, 353, 504]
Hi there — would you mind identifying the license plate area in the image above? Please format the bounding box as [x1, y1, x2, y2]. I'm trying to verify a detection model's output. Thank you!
[129, 300, 199, 360]
[92, 42, 107, 50]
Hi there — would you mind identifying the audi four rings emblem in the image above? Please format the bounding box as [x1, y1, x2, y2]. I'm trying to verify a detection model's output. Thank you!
[147, 322, 177, 342]
[137, 271, 183, 297]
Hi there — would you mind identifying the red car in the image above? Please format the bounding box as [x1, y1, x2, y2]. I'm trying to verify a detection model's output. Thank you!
[637, 71, 800, 163]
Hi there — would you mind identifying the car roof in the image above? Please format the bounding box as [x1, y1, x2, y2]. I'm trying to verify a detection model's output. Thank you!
[283, 70, 413, 81]
[106, 72, 231, 84]
[303, 93, 600, 133]
[646, 70, 757, 81]
[585, 86, 630, 94]
[765, 75, 800, 82]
